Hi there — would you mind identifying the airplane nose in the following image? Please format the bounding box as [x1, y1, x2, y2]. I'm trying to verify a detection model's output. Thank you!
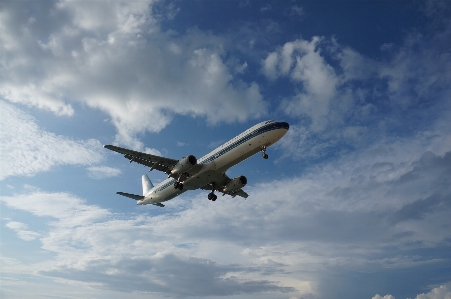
[279, 122, 289, 130]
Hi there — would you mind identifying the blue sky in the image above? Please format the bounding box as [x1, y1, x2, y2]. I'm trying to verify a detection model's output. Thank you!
[1, 1, 450, 298]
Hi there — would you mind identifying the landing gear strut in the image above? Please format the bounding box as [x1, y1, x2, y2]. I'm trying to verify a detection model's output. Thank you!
[208, 183, 218, 201]
[173, 181, 184, 190]
[173, 172, 190, 190]
[261, 145, 269, 159]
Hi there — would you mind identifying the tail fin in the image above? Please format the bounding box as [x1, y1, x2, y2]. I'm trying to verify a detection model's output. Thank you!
[142, 174, 154, 195]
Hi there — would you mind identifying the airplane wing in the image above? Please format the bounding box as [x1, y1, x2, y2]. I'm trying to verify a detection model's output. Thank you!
[104, 145, 178, 175]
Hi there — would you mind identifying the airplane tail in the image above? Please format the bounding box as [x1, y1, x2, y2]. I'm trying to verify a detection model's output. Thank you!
[142, 174, 154, 195]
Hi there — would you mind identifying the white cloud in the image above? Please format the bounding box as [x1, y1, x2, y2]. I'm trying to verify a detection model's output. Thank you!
[235, 61, 248, 74]
[264, 23, 451, 161]
[0, 1, 267, 149]
[0, 100, 104, 180]
[371, 283, 451, 299]
[0, 192, 110, 228]
[415, 283, 451, 299]
[263, 37, 339, 131]
[144, 147, 162, 156]
[5, 221, 40, 241]
[86, 166, 121, 179]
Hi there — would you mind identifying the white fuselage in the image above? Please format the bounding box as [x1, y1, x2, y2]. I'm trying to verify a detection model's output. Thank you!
[137, 120, 289, 205]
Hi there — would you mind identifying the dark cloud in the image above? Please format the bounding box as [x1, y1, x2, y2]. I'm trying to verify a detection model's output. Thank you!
[393, 193, 451, 223]
[41, 254, 294, 297]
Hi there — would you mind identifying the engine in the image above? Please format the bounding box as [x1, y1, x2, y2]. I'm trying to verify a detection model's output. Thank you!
[222, 176, 247, 193]
[170, 155, 197, 177]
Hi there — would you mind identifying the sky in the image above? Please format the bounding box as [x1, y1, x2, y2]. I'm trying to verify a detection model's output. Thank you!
[0, 0, 450, 298]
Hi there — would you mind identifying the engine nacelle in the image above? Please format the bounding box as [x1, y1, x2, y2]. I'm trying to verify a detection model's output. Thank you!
[170, 155, 197, 177]
[222, 176, 247, 193]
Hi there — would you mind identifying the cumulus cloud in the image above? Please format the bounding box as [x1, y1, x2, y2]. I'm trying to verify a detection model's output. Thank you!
[263, 37, 340, 131]
[415, 283, 451, 299]
[371, 283, 451, 299]
[264, 21, 451, 161]
[0, 100, 104, 180]
[0, 0, 267, 149]
[264, 28, 451, 131]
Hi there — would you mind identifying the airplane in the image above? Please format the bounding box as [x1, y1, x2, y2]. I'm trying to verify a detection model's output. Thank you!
[104, 120, 289, 207]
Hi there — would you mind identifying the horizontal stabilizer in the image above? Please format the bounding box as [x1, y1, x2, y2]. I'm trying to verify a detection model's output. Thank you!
[153, 203, 165, 207]
[116, 192, 144, 200]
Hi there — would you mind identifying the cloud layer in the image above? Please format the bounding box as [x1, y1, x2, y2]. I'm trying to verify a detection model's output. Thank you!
[1, 127, 450, 298]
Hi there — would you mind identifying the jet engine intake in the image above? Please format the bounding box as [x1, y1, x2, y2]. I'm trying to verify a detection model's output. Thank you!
[170, 155, 197, 177]
[222, 176, 247, 193]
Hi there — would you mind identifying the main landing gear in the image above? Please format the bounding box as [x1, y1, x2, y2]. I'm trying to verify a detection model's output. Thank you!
[208, 192, 217, 201]
[174, 181, 184, 190]
[261, 145, 269, 159]
[208, 183, 218, 201]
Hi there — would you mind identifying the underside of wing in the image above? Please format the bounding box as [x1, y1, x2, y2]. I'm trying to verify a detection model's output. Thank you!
[228, 188, 249, 199]
[201, 173, 249, 199]
[104, 145, 178, 175]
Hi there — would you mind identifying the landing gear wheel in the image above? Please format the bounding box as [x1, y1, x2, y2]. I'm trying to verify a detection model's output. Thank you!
[174, 182, 184, 190]
[208, 192, 217, 201]
[261, 146, 268, 159]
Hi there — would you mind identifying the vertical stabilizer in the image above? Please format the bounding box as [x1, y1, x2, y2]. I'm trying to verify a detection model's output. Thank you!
[142, 174, 154, 195]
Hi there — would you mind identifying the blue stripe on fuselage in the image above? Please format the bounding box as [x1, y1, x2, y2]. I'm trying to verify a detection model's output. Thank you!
[198, 121, 289, 164]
